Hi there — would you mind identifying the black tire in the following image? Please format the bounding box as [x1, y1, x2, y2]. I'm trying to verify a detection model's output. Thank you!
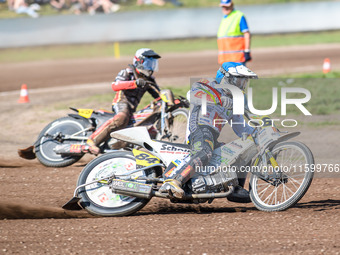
[250, 141, 314, 212]
[77, 151, 155, 217]
[35, 117, 89, 167]
[167, 108, 189, 143]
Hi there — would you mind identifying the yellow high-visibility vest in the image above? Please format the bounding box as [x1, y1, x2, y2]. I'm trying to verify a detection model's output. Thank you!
[217, 10, 246, 64]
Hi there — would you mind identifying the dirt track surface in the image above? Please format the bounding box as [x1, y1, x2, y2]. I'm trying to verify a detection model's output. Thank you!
[0, 159, 339, 254]
[0, 44, 340, 254]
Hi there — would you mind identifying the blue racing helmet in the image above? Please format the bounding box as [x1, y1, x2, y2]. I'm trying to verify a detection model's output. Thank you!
[216, 62, 258, 91]
[216, 62, 242, 83]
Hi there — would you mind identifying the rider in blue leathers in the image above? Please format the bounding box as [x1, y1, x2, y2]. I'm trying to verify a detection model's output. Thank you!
[160, 62, 258, 202]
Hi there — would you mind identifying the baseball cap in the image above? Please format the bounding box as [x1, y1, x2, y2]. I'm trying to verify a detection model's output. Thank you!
[220, 0, 232, 7]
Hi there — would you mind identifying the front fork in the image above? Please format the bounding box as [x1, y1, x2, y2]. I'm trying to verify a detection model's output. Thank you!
[252, 149, 280, 182]
[160, 100, 171, 138]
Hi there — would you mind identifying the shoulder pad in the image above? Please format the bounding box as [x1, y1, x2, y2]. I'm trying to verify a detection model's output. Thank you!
[116, 68, 133, 81]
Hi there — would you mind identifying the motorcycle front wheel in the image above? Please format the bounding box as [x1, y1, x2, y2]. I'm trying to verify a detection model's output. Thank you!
[166, 108, 189, 143]
[77, 151, 156, 217]
[35, 117, 88, 167]
[250, 141, 314, 212]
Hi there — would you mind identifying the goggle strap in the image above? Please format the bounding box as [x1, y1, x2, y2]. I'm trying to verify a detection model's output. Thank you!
[218, 67, 230, 77]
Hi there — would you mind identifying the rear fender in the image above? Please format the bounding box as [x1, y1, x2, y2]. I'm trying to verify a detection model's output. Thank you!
[67, 113, 89, 122]
[111, 127, 190, 166]
[67, 113, 95, 128]
[111, 127, 152, 147]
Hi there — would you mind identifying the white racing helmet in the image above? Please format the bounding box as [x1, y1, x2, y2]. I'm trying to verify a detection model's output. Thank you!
[133, 48, 161, 77]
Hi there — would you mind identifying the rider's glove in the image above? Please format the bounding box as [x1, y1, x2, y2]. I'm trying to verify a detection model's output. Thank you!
[244, 49, 252, 62]
[221, 96, 233, 109]
[135, 79, 147, 88]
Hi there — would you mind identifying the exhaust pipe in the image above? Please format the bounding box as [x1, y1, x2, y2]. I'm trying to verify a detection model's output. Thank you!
[111, 179, 235, 200]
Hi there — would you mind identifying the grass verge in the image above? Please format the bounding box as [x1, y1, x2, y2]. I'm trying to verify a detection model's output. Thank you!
[55, 72, 340, 117]
[1, 30, 340, 63]
[249, 74, 340, 116]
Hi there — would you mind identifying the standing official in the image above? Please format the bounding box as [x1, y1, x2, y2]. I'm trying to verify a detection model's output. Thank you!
[217, 0, 252, 65]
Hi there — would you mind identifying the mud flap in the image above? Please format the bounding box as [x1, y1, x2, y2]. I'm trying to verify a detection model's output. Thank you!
[62, 197, 83, 210]
[18, 146, 36, 160]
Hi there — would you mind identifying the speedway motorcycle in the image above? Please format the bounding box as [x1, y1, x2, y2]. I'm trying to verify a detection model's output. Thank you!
[18, 85, 189, 168]
[63, 116, 314, 214]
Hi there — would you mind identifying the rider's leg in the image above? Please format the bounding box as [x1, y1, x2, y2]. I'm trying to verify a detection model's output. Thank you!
[86, 103, 130, 155]
[230, 114, 254, 188]
[223, 114, 253, 203]
[160, 126, 217, 198]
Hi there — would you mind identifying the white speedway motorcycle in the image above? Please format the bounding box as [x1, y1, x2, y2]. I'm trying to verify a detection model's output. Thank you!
[63, 117, 314, 216]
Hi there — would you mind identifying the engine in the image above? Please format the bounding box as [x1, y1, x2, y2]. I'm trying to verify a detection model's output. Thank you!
[190, 170, 237, 194]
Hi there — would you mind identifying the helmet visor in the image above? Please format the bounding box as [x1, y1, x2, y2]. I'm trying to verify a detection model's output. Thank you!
[221, 76, 249, 91]
[143, 57, 159, 72]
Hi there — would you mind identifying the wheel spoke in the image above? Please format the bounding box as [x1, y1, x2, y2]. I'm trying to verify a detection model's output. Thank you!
[263, 188, 276, 204]
[283, 183, 295, 196]
[273, 186, 278, 205]
[281, 184, 287, 202]
[287, 177, 301, 191]
[258, 182, 271, 197]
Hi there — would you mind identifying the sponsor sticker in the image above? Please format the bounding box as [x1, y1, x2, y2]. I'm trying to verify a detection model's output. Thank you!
[78, 109, 93, 119]
[181, 166, 192, 177]
[124, 162, 135, 171]
[98, 192, 109, 203]
[222, 147, 236, 156]
[159, 144, 190, 154]
[70, 144, 81, 153]
[164, 166, 176, 177]
[133, 149, 160, 166]
[230, 141, 243, 150]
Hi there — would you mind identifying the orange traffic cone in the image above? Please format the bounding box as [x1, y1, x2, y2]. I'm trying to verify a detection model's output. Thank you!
[323, 58, 331, 74]
[18, 84, 30, 103]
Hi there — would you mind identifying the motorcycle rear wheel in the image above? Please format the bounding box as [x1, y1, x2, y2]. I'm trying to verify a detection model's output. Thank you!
[35, 117, 88, 167]
[77, 151, 156, 217]
[250, 141, 314, 212]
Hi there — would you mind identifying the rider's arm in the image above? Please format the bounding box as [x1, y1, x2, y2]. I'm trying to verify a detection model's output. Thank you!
[230, 114, 254, 138]
[115, 68, 132, 82]
[147, 78, 161, 99]
[111, 68, 137, 91]
[188, 82, 207, 105]
[111, 80, 137, 91]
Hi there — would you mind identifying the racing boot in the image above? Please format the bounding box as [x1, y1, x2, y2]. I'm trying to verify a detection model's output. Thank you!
[159, 179, 184, 199]
[226, 186, 251, 203]
[84, 139, 100, 155]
